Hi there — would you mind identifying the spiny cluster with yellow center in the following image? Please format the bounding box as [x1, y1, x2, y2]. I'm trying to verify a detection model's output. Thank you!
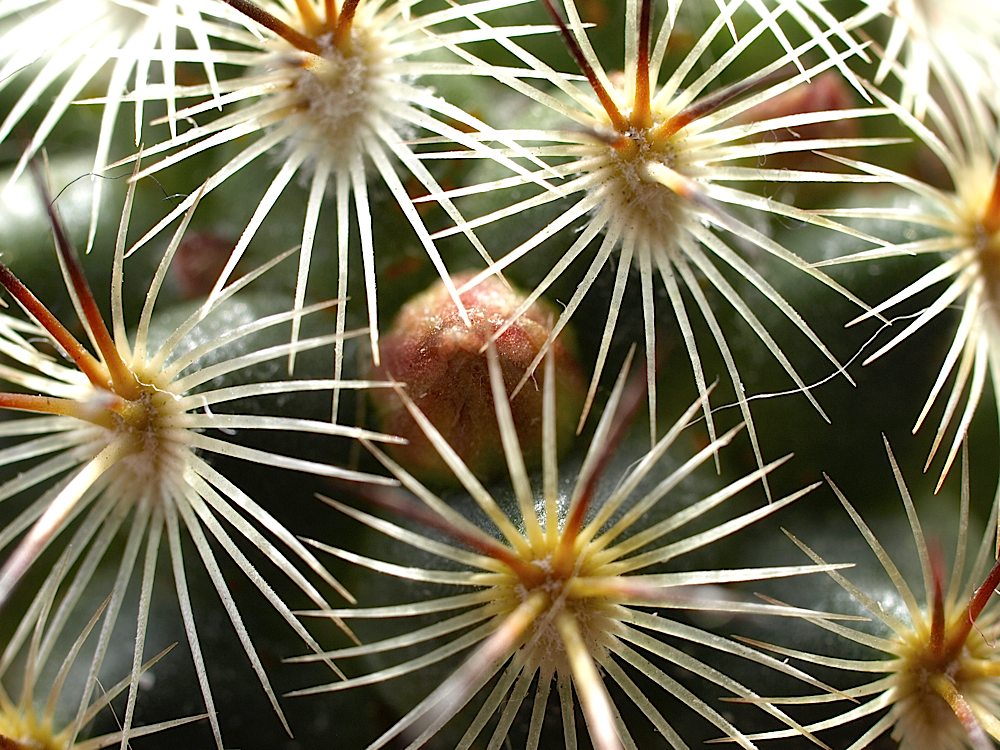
[0, 594, 197, 750]
[126, 0, 537, 379]
[486, 492, 628, 683]
[746, 442, 1000, 749]
[0, 709, 66, 750]
[298, 348, 843, 749]
[0, 174, 398, 748]
[442, 0, 885, 500]
[0, 246, 185, 499]
[551, 0, 698, 246]
[227, 0, 389, 155]
[601, 122, 689, 243]
[889, 561, 1000, 747]
[97, 369, 184, 485]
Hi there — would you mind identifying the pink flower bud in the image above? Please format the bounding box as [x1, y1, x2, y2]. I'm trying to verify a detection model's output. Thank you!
[370, 274, 586, 484]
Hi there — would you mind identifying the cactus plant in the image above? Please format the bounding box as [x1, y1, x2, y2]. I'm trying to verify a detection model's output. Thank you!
[1, 0, 999, 748]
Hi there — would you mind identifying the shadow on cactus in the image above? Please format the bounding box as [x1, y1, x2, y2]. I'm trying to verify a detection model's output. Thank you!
[0, 168, 402, 748]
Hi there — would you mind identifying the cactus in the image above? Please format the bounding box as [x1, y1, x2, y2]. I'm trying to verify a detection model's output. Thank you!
[0, 0, 999, 748]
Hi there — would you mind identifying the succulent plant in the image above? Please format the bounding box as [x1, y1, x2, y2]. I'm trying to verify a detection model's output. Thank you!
[1, 0, 999, 748]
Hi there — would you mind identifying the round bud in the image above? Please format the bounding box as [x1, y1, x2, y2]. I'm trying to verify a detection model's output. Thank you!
[370, 273, 586, 484]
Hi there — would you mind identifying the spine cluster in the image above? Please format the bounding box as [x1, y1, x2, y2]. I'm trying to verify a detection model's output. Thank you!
[0, 0, 999, 748]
